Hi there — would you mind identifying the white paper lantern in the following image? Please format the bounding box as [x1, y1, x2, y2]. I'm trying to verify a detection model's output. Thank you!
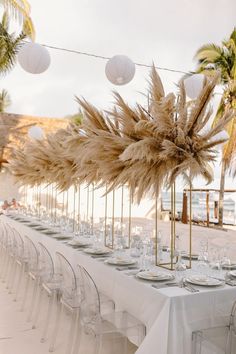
[184, 74, 205, 99]
[18, 42, 50, 74]
[28, 126, 44, 140]
[105, 55, 135, 85]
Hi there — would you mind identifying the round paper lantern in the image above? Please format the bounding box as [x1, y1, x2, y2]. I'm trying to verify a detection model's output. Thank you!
[105, 55, 135, 85]
[18, 42, 50, 74]
[184, 74, 205, 99]
[28, 126, 44, 140]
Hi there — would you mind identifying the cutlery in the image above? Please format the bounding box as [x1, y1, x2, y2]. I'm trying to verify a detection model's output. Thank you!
[152, 282, 178, 289]
[116, 266, 139, 271]
[125, 269, 144, 276]
[226, 280, 236, 286]
[178, 279, 196, 293]
[183, 280, 199, 293]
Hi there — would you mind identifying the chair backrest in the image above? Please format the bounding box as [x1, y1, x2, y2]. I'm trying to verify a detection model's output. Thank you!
[11, 228, 25, 259]
[55, 252, 78, 299]
[3, 222, 14, 247]
[77, 265, 101, 327]
[230, 300, 236, 329]
[24, 236, 39, 271]
[38, 242, 55, 281]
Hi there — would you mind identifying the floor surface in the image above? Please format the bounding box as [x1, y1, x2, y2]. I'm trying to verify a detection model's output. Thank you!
[0, 278, 137, 354]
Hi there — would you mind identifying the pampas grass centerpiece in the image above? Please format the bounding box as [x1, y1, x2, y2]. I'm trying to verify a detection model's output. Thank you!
[9, 68, 233, 201]
[75, 68, 233, 201]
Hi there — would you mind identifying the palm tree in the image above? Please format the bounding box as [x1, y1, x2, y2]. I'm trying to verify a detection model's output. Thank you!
[0, 12, 26, 74]
[0, 88, 11, 112]
[0, 0, 35, 39]
[195, 28, 236, 226]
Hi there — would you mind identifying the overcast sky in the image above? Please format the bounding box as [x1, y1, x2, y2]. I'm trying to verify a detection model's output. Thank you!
[1, 0, 236, 189]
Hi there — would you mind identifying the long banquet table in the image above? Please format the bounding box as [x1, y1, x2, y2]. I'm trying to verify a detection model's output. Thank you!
[2, 214, 236, 354]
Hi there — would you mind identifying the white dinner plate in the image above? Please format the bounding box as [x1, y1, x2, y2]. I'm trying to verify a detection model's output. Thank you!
[84, 248, 111, 255]
[136, 271, 175, 281]
[67, 239, 91, 247]
[33, 226, 48, 231]
[41, 230, 59, 235]
[54, 235, 72, 240]
[222, 264, 236, 270]
[28, 223, 41, 227]
[228, 270, 236, 277]
[182, 254, 199, 260]
[186, 275, 223, 287]
[105, 257, 136, 266]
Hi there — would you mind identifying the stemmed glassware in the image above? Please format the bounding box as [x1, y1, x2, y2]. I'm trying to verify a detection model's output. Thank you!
[196, 239, 209, 274]
[141, 237, 154, 270]
[175, 252, 187, 281]
[130, 235, 143, 258]
[220, 244, 231, 267]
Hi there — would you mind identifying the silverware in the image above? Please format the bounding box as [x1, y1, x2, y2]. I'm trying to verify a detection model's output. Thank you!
[152, 282, 178, 289]
[226, 280, 236, 286]
[178, 279, 198, 293]
[125, 269, 144, 276]
[116, 266, 138, 271]
[183, 280, 199, 293]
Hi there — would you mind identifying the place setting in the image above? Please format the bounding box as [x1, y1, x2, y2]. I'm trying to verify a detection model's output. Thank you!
[83, 247, 113, 257]
[104, 255, 137, 266]
[184, 275, 224, 288]
[66, 238, 92, 248]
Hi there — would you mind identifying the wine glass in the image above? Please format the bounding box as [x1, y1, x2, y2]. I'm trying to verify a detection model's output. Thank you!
[175, 251, 187, 282]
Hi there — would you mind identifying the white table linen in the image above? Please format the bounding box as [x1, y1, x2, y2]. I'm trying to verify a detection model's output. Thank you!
[2, 215, 236, 354]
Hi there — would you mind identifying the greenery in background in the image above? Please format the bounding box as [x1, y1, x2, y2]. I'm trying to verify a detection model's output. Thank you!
[68, 111, 83, 125]
[0, 12, 26, 75]
[195, 28, 236, 226]
[0, 88, 11, 112]
[0, 0, 35, 39]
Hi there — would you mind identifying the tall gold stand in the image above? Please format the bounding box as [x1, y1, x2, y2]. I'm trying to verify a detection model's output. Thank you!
[156, 181, 192, 270]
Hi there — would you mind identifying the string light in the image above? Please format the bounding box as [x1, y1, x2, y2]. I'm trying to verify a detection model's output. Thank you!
[36, 42, 189, 75]
[21, 41, 222, 95]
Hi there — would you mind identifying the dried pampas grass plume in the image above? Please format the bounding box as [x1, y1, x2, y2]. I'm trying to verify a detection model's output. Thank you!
[9, 123, 84, 189]
[77, 67, 233, 202]
[8, 67, 233, 202]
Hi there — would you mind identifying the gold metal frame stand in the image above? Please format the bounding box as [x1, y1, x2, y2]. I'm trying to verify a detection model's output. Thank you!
[156, 181, 192, 270]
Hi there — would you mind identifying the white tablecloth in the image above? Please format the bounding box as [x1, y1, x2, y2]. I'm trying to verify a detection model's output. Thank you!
[2, 215, 236, 354]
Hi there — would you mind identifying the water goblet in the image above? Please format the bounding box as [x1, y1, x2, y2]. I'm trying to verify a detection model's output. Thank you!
[175, 251, 187, 282]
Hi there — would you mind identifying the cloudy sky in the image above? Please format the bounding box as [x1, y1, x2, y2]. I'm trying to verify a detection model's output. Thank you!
[1, 0, 236, 189]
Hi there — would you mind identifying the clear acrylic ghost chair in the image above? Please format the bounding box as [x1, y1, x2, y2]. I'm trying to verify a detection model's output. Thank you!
[21, 236, 40, 316]
[0, 222, 11, 279]
[32, 242, 61, 336]
[73, 265, 146, 354]
[49, 253, 115, 354]
[6, 227, 25, 295]
[192, 301, 236, 354]
[1, 223, 16, 285]
[49, 252, 82, 354]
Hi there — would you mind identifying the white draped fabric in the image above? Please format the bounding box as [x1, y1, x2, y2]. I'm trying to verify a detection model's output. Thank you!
[2, 215, 236, 354]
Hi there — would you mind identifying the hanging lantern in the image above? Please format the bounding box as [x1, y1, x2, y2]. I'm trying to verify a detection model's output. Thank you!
[105, 55, 135, 85]
[18, 42, 51, 74]
[184, 74, 205, 99]
[28, 126, 44, 140]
